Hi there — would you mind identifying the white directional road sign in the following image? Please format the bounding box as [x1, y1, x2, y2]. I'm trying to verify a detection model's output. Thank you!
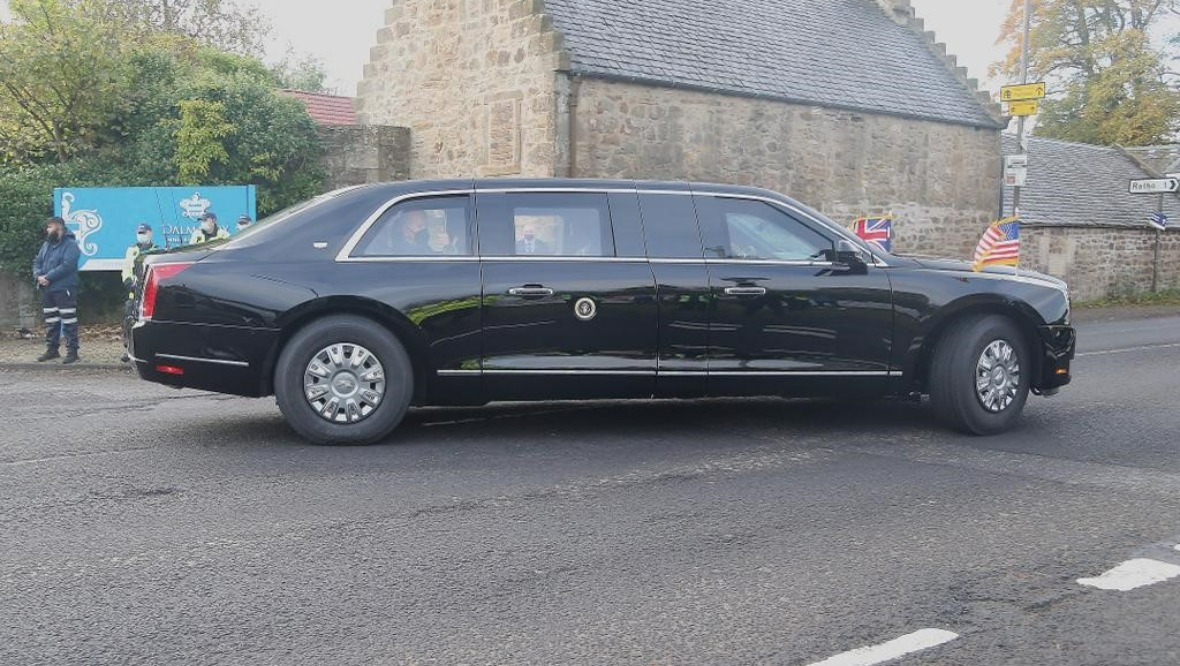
[1129, 178, 1180, 194]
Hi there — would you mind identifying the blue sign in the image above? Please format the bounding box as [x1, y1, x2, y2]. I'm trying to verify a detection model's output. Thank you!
[53, 186, 257, 271]
[1149, 211, 1169, 231]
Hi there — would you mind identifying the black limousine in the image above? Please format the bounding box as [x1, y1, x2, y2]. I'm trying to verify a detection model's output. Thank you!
[130, 180, 1075, 444]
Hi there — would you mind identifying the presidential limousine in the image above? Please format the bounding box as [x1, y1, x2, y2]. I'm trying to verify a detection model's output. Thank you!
[129, 180, 1076, 445]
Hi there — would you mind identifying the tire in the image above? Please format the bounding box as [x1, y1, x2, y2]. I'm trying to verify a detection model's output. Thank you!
[275, 315, 413, 445]
[928, 314, 1030, 435]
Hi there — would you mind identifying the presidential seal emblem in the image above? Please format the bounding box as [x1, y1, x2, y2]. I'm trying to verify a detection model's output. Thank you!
[574, 297, 597, 321]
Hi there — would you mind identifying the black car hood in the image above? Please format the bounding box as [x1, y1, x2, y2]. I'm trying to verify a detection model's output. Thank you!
[902, 255, 1068, 290]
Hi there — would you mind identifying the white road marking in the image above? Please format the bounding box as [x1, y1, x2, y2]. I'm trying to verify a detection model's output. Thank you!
[1077, 558, 1180, 591]
[805, 628, 959, 666]
[1076, 342, 1180, 357]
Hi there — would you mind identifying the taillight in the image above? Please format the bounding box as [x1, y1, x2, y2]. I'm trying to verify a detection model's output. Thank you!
[140, 263, 192, 321]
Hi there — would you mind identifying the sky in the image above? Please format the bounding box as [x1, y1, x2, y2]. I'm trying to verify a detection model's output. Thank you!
[0, 0, 1015, 96]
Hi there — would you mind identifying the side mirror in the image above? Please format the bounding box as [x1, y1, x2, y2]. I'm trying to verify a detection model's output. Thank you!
[834, 239, 870, 269]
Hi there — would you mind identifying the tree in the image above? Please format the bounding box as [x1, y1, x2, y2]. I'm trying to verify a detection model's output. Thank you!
[0, 4, 326, 280]
[97, 0, 270, 56]
[995, 0, 1180, 145]
[0, 0, 131, 164]
[270, 48, 331, 93]
[0, 0, 271, 166]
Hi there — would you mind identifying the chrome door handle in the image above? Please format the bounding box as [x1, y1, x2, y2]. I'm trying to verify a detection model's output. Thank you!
[724, 286, 767, 296]
[508, 286, 555, 297]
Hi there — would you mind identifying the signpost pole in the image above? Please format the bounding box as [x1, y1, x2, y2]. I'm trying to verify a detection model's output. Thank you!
[1153, 194, 1162, 293]
[1013, 0, 1031, 216]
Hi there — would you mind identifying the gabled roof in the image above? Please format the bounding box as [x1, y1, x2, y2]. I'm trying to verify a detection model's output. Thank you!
[542, 0, 1002, 129]
[1001, 134, 1180, 228]
[281, 90, 358, 126]
[1123, 145, 1180, 175]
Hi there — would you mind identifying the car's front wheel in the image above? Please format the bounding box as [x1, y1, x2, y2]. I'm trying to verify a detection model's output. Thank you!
[275, 315, 413, 445]
[928, 314, 1030, 435]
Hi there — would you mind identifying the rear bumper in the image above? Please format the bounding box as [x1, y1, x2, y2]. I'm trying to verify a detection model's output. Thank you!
[129, 320, 278, 397]
[1035, 324, 1076, 391]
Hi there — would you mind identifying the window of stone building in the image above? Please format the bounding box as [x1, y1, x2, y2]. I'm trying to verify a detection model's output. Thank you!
[354, 195, 473, 257]
[477, 192, 616, 258]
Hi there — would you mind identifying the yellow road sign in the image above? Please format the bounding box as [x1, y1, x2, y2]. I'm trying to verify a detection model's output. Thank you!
[1001, 82, 1047, 102]
[1007, 100, 1040, 117]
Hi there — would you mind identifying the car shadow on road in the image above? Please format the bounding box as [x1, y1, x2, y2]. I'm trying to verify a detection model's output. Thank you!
[394, 396, 937, 443]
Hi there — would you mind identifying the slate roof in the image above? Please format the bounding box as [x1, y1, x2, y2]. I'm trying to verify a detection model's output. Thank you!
[1001, 134, 1180, 228]
[542, 0, 1001, 129]
[1123, 145, 1180, 175]
[280, 90, 358, 126]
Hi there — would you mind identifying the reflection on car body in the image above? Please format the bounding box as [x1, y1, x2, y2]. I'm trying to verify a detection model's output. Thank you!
[129, 179, 1076, 445]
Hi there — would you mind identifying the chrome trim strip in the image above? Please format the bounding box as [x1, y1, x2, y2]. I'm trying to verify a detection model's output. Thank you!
[482, 256, 648, 263]
[156, 353, 250, 368]
[336, 188, 474, 262]
[702, 371, 890, 377]
[484, 369, 656, 376]
[339, 256, 480, 263]
[437, 368, 890, 377]
[707, 259, 837, 267]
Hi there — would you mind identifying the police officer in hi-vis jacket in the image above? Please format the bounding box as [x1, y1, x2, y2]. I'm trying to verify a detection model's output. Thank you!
[120, 223, 158, 363]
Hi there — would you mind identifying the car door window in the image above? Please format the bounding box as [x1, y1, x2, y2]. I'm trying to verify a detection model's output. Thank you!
[637, 193, 705, 259]
[354, 195, 472, 257]
[696, 196, 832, 261]
[478, 192, 616, 257]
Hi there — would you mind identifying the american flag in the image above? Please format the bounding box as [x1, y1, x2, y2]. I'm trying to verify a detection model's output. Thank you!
[972, 217, 1021, 271]
[852, 216, 893, 253]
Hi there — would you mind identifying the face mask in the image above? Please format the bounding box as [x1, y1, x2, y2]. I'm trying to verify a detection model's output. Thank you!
[238, 222, 251, 230]
[414, 229, 430, 246]
[201, 222, 215, 234]
[137, 233, 152, 245]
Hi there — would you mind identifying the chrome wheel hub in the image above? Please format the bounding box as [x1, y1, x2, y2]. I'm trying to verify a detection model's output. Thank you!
[304, 343, 385, 424]
[975, 339, 1020, 413]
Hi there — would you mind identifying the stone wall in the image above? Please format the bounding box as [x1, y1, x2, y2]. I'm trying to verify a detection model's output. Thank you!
[570, 78, 1002, 259]
[1023, 226, 1180, 302]
[356, 0, 568, 179]
[319, 125, 411, 191]
[0, 272, 38, 331]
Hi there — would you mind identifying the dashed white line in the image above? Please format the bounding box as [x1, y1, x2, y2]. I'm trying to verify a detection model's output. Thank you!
[805, 628, 959, 666]
[1077, 558, 1180, 591]
[1076, 342, 1180, 357]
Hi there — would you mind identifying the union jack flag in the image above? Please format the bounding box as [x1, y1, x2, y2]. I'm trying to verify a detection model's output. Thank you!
[972, 216, 1021, 272]
[852, 216, 894, 253]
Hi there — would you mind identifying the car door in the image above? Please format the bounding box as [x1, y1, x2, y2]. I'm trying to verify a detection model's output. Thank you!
[477, 188, 658, 400]
[693, 192, 895, 396]
[635, 189, 713, 398]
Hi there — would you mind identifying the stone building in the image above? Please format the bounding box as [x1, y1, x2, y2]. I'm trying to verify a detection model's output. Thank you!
[281, 90, 412, 190]
[1002, 135, 1180, 301]
[357, 0, 1006, 257]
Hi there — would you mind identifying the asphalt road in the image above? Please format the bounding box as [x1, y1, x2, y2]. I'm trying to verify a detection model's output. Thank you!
[2, 314, 1179, 665]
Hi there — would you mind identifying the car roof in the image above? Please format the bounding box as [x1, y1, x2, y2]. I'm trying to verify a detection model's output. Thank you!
[334, 178, 788, 202]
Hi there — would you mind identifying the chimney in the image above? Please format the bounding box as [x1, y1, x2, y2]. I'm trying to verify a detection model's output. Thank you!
[876, 0, 914, 24]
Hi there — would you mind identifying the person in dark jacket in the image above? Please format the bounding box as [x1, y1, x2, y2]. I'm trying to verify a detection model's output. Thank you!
[32, 217, 82, 364]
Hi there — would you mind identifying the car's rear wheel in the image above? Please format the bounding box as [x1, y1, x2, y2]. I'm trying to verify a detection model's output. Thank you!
[928, 314, 1030, 435]
[275, 315, 413, 445]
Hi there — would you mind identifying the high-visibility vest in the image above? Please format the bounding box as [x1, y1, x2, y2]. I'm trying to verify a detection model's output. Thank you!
[189, 226, 231, 245]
